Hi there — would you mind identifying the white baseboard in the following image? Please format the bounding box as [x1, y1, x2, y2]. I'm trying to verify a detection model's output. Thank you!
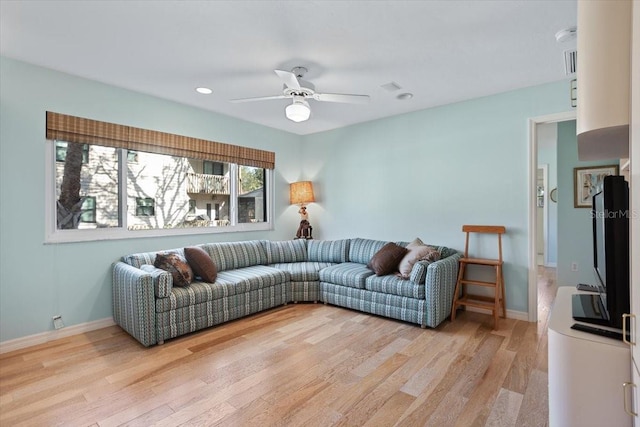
[465, 306, 530, 322]
[0, 317, 116, 354]
[0, 306, 530, 354]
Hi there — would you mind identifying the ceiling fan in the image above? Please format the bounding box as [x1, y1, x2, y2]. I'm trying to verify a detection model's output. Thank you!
[230, 66, 370, 122]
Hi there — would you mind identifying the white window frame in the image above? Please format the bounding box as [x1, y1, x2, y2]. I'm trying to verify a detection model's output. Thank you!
[44, 140, 274, 243]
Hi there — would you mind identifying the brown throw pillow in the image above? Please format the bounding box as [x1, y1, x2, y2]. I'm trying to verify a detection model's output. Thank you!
[368, 242, 408, 276]
[154, 252, 193, 287]
[398, 240, 441, 279]
[184, 246, 217, 283]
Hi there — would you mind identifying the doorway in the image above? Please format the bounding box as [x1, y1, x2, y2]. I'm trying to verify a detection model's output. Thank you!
[528, 111, 575, 323]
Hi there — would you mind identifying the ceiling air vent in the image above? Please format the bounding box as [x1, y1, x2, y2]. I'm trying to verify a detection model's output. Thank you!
[564, 49, 577, 75]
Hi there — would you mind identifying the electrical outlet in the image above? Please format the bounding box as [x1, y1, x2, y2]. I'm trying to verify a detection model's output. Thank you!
[52, 315, 64, 330]
[571, 262, 578, 272]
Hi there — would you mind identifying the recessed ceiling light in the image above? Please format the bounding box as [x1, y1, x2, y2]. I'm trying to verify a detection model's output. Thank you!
[397, 93, 413, 100]
[196, 87, 213, 95]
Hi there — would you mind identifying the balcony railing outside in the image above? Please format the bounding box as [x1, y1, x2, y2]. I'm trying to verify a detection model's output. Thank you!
[128, 219, 231, 230]
[186, 173, 229, 195]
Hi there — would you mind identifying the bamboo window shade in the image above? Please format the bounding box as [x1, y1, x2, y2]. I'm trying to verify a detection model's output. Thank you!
[45, 111, 275, 169]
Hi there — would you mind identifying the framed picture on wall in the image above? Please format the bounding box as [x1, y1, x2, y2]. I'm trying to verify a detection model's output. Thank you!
[573, 165, 619, 208]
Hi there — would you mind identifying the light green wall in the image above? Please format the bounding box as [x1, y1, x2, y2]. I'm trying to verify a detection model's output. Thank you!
[0, 57, 303, 342]
[1, 55, 573, 343]
[556, 120, 619, 287]
[302, 82, 572, 312]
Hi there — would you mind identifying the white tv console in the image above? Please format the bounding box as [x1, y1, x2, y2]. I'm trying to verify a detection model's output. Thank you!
[548, 286, 632, 427]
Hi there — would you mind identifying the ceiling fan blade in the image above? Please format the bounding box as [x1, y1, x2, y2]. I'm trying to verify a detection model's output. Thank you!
[313, 93, 370, 104]
[274, 69, 301, 90]
[230, 94, 289, 103]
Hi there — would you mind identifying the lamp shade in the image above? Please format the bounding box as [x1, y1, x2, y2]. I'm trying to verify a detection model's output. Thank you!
[290, 181, 315, 205]
[285, 100, 311, 122]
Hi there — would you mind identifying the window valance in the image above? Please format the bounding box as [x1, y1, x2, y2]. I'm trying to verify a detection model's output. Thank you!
[46, 111, 275, 169]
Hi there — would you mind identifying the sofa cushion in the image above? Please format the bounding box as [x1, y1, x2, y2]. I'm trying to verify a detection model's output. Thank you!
[216, 265, 290, 290]
[156, 283, 290, 341]
[155, 265, 289, 312]
[319, 262, 374, 289]
[365, 274, 426, 299]
[154, 252, 193, 287]
[269, 261, 334, 282]
[368, 242, 408, 276]
[398, 239, 441, 279]
[201, 240, 267, 272]
[156, 281, 224, 312]
[185, 246, 217, 283]
[349, 238, 388, 265]
[307, 239, 350, 263]
[122, 248, 185, 268]
[319, 282, 424, 327]
[263, 239, 307, 264]
[436, 246, 458, 258]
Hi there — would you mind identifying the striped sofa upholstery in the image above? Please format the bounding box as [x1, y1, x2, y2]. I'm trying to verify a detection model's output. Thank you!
[113, 238, 460, 347]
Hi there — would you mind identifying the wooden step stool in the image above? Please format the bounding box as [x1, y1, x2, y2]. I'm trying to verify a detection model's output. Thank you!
[451, 225, 506, 329]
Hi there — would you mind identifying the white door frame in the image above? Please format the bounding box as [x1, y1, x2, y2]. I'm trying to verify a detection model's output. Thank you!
[528, 111, 576, 322]
[537, 163, 550, 266]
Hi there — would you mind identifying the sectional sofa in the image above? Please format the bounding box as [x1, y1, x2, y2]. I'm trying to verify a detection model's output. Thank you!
[112, 238, 461, 347]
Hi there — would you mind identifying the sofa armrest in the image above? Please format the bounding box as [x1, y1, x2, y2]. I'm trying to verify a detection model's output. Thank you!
[139, 264, 173, 298]
[112, 262, 158, 347]
[423, 253, 462, 328]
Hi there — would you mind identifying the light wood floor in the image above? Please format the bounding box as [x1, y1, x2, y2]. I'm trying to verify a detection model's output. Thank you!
[1, 269, 557, 426]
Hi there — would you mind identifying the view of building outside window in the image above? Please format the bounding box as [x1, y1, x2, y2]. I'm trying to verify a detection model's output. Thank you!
[55, 142, 119, 229]
[55, 141, 266, 231]
[238, 165, 265, 223]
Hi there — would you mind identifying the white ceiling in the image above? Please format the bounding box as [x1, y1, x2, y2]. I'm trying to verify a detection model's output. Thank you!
[0, 0, 577, 135]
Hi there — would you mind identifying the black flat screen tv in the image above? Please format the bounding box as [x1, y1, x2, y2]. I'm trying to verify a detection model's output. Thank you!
[573, 175, 630, 330]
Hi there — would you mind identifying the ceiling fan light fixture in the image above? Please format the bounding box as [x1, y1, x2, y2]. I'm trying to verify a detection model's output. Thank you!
[285, 99, 311, 122]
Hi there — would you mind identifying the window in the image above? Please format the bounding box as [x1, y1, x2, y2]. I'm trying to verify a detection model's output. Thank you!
[135, 197, 155, 217]
[56, 141, 89, 163]
[80, 196, 96, 223]
[238, 166, 266, 223]
[45, 112, 274, 242]
[129, 152, 232, 229]
[54, 141, 119, 230]
[203, 161, 224, 176]
[127, 150, 138, 163]
[48, 145, 272, 239]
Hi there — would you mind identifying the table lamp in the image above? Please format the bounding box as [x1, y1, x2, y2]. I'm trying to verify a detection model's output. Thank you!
[290, 181, 315, 239]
